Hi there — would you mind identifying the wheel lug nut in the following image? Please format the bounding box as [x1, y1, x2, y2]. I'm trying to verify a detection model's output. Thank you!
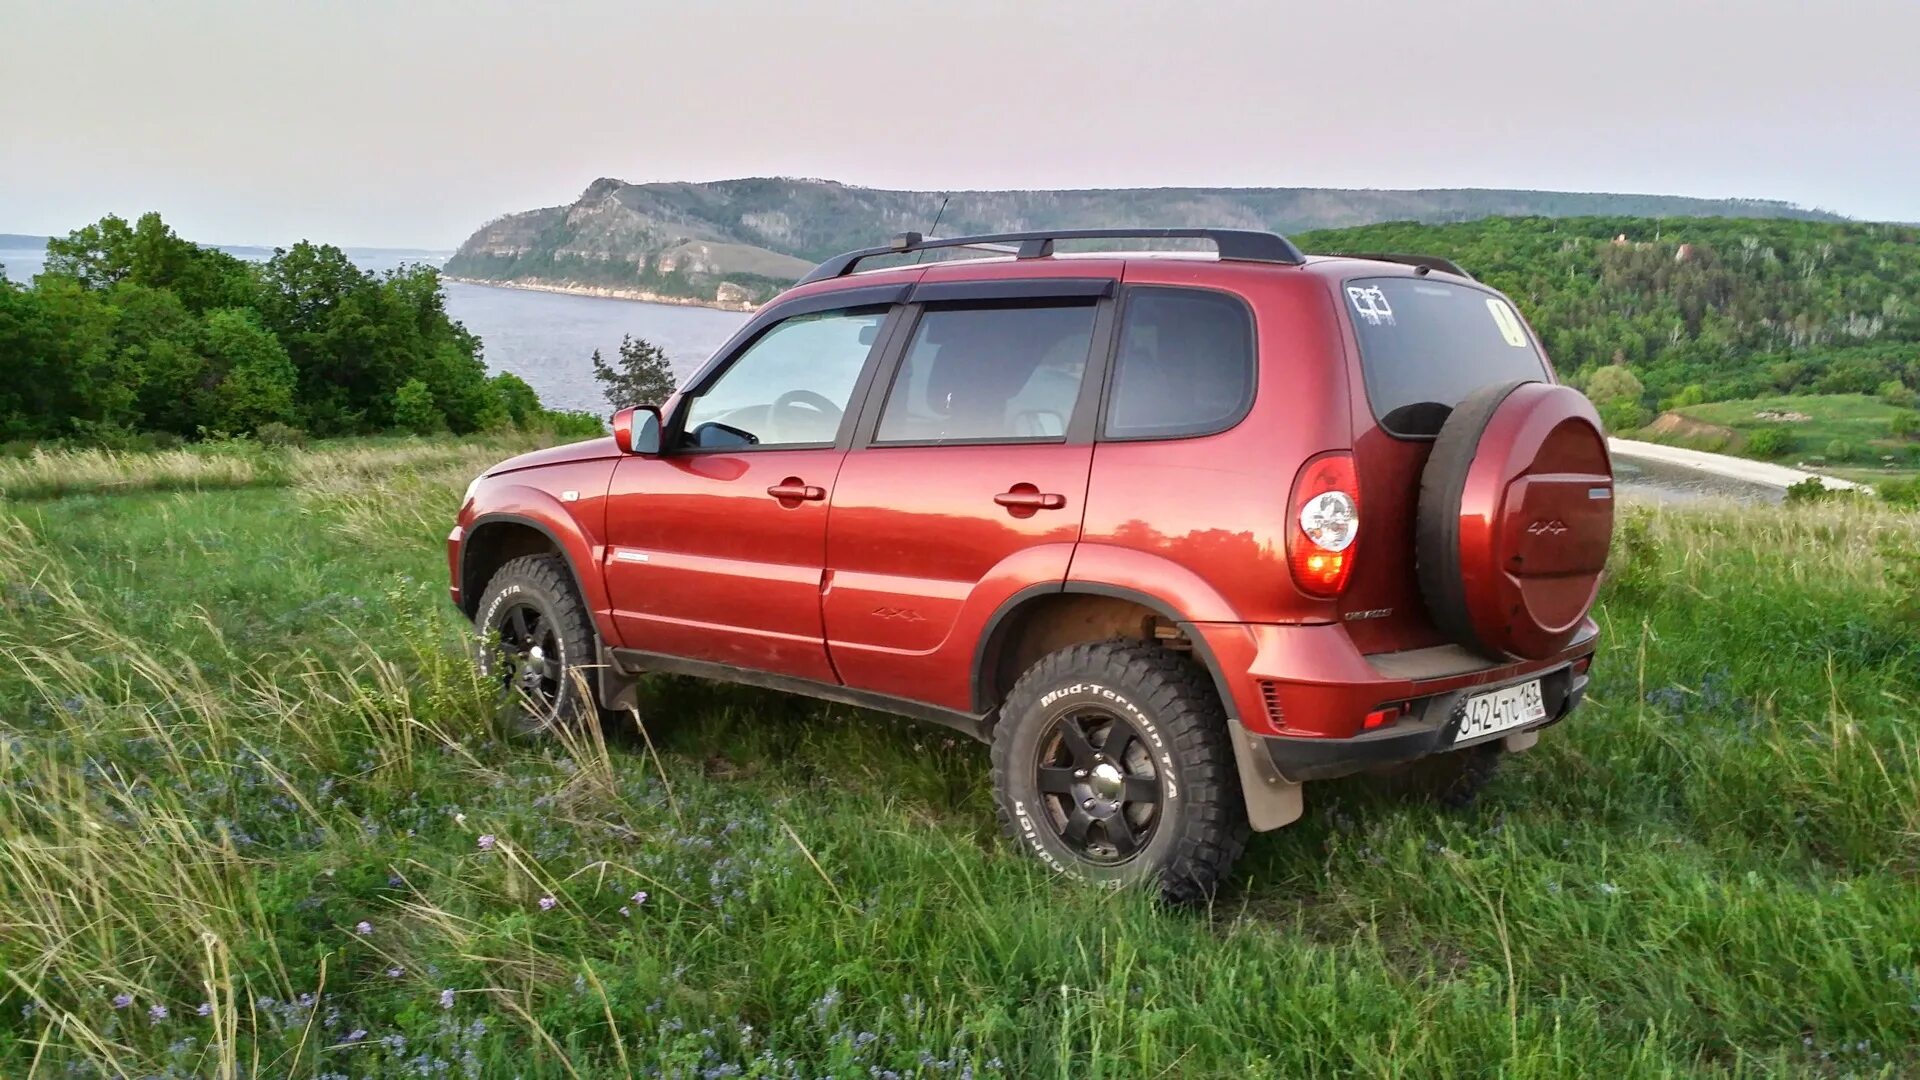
[1082, 798, 1095, 810]
[1073, 769, 1088, 779]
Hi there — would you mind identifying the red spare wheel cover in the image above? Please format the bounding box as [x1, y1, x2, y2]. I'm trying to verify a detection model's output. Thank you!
[1416, 380, 1614, 661]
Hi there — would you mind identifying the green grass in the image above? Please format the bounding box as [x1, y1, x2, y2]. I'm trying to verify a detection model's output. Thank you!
[1, 439, 1917, 1077]
[1638, 393, 1920, 482]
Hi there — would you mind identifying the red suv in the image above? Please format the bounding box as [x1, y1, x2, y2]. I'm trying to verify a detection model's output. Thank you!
[450, 228, 1612, 900]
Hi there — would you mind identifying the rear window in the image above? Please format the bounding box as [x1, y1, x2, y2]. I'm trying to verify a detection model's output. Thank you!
[1346, 277, 1549, 437]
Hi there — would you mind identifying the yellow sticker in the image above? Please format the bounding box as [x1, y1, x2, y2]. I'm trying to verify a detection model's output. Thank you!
[1486, 298, 1529, 348]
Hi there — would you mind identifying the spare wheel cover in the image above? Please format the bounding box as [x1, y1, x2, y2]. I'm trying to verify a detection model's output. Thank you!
[1416, 380, 1614, 660]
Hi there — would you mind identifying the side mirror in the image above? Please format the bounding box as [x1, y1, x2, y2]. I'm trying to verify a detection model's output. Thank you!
[611, 405, 662, 455]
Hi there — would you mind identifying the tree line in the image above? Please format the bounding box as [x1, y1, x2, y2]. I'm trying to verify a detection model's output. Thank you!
[1296, 215, 1920, 426]
[0, 212, 598, 446]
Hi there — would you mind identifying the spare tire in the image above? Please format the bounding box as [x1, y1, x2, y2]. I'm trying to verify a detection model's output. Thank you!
[1417, 380, 1613, 661]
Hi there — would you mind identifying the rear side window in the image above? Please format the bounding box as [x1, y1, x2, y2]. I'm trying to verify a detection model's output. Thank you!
[1103, 287, 1255, 439]
[875, 302, 1096, 444]
[1346, 277, 1549, 437]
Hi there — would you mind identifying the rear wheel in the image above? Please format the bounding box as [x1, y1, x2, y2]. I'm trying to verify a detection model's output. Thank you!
[991, 640, 1248, 903]
[472, 554, 597, 735]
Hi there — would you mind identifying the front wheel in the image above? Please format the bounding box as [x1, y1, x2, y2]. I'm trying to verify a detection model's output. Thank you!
[472, 553, 598, 734]
[990, 640, 1249, 903]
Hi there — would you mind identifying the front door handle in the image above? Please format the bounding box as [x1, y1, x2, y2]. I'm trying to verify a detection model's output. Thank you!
[994, 488, 1067, 511]
[767, 478, 826, 502]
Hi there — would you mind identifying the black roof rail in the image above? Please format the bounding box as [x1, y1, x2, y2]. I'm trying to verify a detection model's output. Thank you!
[1319, 251, 1474, 280]
[797, 227, 1307, 285]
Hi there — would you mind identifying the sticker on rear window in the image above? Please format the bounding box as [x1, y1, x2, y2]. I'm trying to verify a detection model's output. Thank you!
[1486, 298, 1529, 347]
[1347, 285, 1394, 326]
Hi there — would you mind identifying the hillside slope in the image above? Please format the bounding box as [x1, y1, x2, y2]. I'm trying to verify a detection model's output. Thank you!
[446, 176, 1844, 306]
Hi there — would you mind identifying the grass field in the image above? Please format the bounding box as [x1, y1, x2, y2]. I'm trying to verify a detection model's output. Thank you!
[1, 438, 1917, 1078]
[1636, 393, 1920, 484]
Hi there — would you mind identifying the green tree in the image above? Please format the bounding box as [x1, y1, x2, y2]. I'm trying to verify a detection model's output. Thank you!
[1585, 364, 1645, 407]
[202, 308, 298, 432]
[1879, 380, 1917, 408]
[1889, 410, 1919, 439]
[392, 378, 443, 434]
[592, 335, 677, 409]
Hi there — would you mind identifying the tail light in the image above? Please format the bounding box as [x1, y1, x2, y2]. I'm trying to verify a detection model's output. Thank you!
[1287, 451, 1360, 598]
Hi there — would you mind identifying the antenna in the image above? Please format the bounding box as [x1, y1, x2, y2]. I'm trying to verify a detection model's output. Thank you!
[914, 195, 950, 264]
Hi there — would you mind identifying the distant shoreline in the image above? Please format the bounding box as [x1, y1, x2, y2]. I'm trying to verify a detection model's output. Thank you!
[443, 275, 759, 313]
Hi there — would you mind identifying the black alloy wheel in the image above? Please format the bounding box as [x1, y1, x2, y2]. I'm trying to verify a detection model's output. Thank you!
[1034, 706, 1163, 864]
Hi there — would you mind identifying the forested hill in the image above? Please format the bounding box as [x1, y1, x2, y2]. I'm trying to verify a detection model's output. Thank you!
[1292, 216, 1920, 414]
[445, 176, 1843, 307]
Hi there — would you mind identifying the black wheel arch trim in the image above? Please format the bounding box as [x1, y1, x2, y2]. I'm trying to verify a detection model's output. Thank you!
[459, 512, 594, 621]
[970, 582, 1238, 721]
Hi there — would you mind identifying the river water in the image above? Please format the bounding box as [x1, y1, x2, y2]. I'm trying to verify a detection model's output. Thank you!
[1, 245, 1777, 505]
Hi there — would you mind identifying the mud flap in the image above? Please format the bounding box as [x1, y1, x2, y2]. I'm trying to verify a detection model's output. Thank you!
[596, 640, 640, 713]
[1227, 720, 1304, 832]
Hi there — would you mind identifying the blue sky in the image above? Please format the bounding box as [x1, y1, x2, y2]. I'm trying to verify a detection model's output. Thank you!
[4, 0, 1916, 247]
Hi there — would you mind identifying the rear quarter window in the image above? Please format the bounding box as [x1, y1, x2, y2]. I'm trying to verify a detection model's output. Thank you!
[1102, 287, 1255, 440]
[1346, 277, 1549, 437]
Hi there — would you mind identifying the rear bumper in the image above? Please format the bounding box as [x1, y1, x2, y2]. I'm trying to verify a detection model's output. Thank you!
[1187, 616, 1599, 745]
[1259, 665, 1587, 781]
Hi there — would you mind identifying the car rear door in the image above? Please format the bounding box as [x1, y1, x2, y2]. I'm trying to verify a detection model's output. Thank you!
[822, 278, 1116, 706]
[602, 287, 906, 682]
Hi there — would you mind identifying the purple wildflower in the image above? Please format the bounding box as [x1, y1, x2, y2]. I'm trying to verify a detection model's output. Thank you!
[112, 993, 134, 1010]
[439, 989, 455, 1010]
[196, 1002, 212, 1017]
[344, 1028, 367, 1043]
[619, 906, 631, 917]
[354, 921, 373, 936]
[386, 967, 404, 979]
[148, 1004, 169, 1023]
[631, 890, 648, 906]
[538, 896, 557, 911]
[477, 834, 496, 851]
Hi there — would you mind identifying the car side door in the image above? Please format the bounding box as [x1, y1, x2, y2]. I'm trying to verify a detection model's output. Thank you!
[822, 279, 1116, 709]
[602, 287, 907, 682]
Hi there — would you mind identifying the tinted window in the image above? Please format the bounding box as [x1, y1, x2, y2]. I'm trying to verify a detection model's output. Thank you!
[682, 309, 885, 448]
[1346, 277, 1550, 437]
[1104, 287, 1255, 439]
[875, 303, 1095, 443]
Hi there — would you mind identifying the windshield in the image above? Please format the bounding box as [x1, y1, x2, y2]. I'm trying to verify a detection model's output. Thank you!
[1345, 277, 1549, 437]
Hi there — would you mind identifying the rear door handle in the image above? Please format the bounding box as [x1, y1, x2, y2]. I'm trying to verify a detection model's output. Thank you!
[994, 489, 1066, 510]
[767, 479, 826, 501]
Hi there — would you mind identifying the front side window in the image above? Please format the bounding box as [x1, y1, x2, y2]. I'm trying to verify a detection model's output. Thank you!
[681, 309, 886, 448]
[1345, 277, 1550, 437]
[1104, 287, 1255, 439]
[874, 302, 1096, 444]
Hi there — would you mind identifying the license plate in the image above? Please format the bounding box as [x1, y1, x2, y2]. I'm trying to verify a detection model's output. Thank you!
[1454, 679, 1546, 744]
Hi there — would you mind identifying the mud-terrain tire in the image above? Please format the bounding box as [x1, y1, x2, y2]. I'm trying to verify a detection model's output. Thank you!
[472, 554, 598, 735]
[991, 640, 1249, 903]
[1380, 744, 1504, 809]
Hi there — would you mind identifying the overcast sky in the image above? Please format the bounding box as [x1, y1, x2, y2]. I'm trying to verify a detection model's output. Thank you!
[5, 0, 1918, 248]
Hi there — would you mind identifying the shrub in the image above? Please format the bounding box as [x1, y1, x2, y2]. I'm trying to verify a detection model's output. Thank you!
[253, 421, 308, 448]
[1889, 410, 1919, 439]
[535, 410, 608, 440]
[1879, 380, 1917, 409]
[1745, 427, 1795, 458]
[1878, 476, 1920, 510]
[1824, 439, 1855, 462]
[392, 379, 444, 434]
[490, 372, 542, 428]
[1599, 398, 1650, 433]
